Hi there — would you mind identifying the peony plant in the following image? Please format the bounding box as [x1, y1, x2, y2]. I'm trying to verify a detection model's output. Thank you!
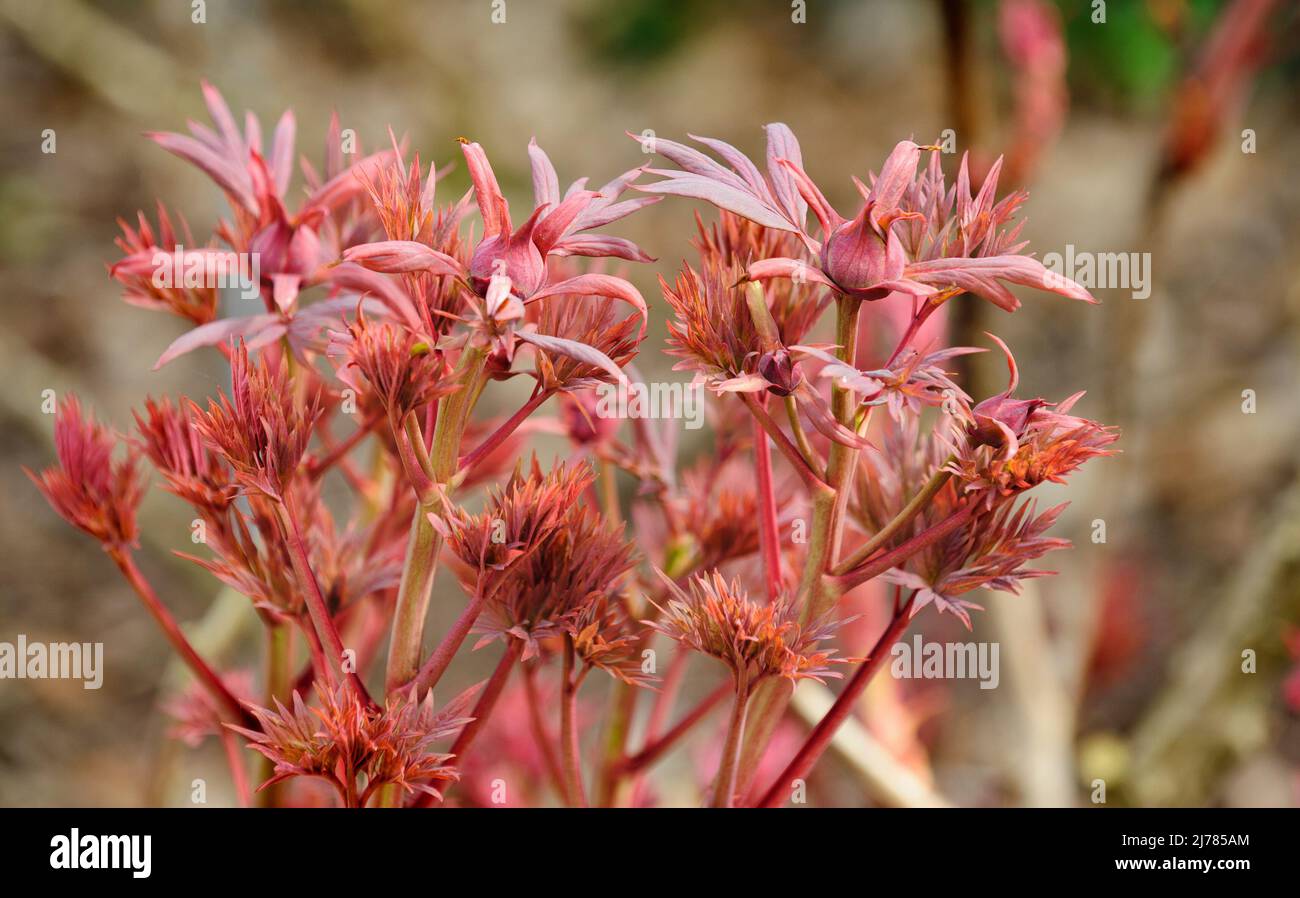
[28, 84, 1115, 808]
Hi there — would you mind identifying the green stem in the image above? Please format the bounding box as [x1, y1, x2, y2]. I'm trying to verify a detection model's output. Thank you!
[599, 457, 623, 530]
[596, 679, 637, 807]
[266, 623, 290, 703]
[731, 678, 783, 801]
[384, 345, 487, 697]
[831, 502, 975, 593]
[711, 679, 751, 808]
[259, 623, 291, 806]
[740, 393, 829, 493]
[753, 406, 782, 602]
[816, 295, 864, 609]
[593, 451, 633, 806]
[430, 345, 488, 481]
[784, 394, 820, 471]
[385, 498, 440, 693]
[833, 465, 953, 576]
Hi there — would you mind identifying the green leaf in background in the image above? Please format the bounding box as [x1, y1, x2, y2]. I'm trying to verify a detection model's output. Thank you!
[1059, 0, 1226, 109]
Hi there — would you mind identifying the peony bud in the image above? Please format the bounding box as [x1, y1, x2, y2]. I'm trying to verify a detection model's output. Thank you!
[468, 232, 546, 299]
[819, 206, 905, 300]
[757, 349, 801, 397]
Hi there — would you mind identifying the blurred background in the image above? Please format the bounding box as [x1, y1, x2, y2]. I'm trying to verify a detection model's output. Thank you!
[1, 0, 1298, 807]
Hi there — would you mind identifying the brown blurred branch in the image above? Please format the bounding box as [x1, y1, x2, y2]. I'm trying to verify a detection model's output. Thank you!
[1126, 476, 1300, 806]
[0, 0, 192, 119]
[789, 681, 955, 808]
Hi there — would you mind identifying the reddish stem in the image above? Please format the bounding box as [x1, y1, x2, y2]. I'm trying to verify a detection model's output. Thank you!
[393, 412, 436, 502]
[833, 466, 953, 576]
[618, 682, 729, 774]
[349, 595, 393, 686]
[753, 594, 916, 808]
[457, 387, 552, 474]
[418, 639, 523, 807]
[560, 637, 588, 807]
[277, 499, 376, 708]
[625, 644, 690, 807]
[883, 298, 941, 369]
[109, 549, 256, 730]
[309, 413, 380, 482]
[644, 644, 691, 740]
[741, 393, 831, 495]
[523, 660, 566, 800]
[220, 729, 251, 808]
[831, 503, 975, 593]
[406, 587, 488, 697]
[448, 640, 522, 765]
[297, 616, 334, 693]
